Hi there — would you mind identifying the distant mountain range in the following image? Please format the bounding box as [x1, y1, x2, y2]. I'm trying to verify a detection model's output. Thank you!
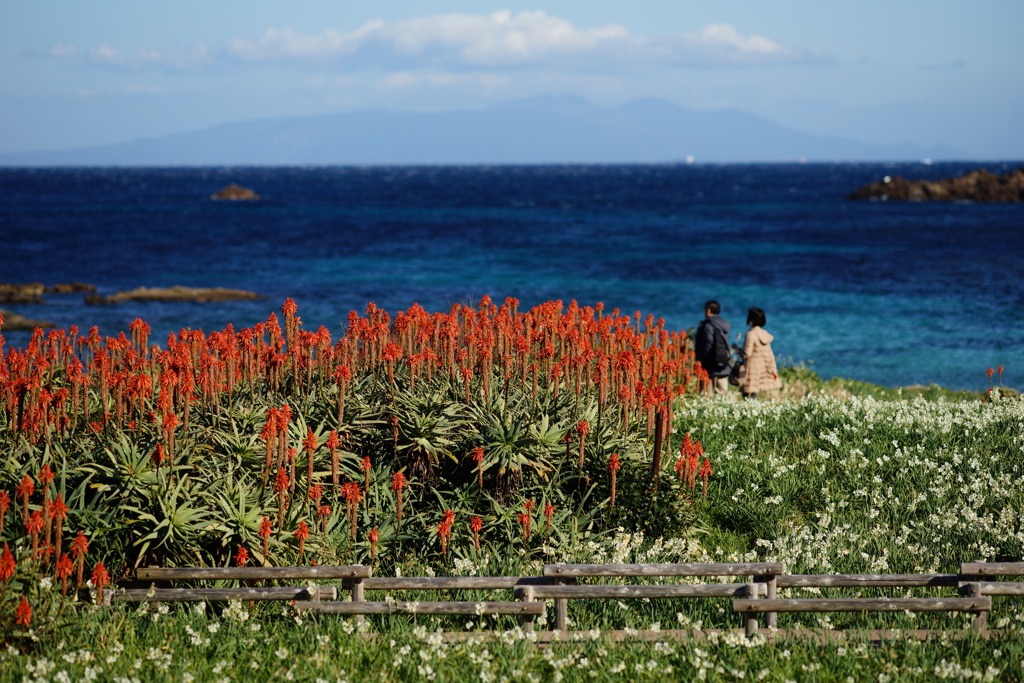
[0, 96, 965, 165]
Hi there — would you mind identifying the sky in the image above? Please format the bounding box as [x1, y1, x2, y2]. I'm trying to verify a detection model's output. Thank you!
[2, 0, 1022, 158]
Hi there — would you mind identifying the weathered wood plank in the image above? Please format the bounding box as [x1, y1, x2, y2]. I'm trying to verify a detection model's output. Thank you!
[110, 586, 336, 602]
[733, 598, 990, 613]
[294, 601, 546, 616]
[961, 562, 1024, 576]
[529, 584, 759, 599]
[360, 577, 557, 591]
[137, 565, 371, 581]
[543, 563, 785, 577]
[960, 581, 1024, 596]
[778, 574, 961, 588]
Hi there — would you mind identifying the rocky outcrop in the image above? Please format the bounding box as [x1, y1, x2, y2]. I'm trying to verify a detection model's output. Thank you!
[211, 184, 260, 200]
[0, 309, 55, 331]
[849, 167, 1024, 202]
[1, 282, 98, 303]
[48, 282, 97, 293]
[0, 282, 46, 304]
[85, 285, 261, 305]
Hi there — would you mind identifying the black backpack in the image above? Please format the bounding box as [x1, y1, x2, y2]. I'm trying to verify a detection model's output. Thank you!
[711, 326, 730, 370]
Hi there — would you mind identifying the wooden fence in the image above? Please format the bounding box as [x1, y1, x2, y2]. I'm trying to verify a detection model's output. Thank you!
[114, 561, 1024, 637]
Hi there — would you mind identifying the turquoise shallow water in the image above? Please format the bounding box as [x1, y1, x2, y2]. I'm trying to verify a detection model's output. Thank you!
[1, 163, 1022, 391]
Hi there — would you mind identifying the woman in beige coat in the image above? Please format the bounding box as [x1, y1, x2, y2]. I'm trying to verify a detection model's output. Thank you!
[737, 307, 781, 399]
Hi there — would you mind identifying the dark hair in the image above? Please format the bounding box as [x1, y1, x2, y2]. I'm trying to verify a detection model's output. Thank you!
[747, 307, 766, 327]
[704, 300, 721, 315]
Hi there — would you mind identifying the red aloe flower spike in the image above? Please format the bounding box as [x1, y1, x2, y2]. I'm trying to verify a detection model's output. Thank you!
[55, 552, 73, 595]
[309, 484, 324, 504]
[15, 475, 34, 529]
[317, 504, 332, 534]
[469, 516, 483, 551]
[234, 546, 249, 568]
[391, 472, 407, 529]
[50, 493, 68, 558]
[517, 512, 532, 543]
[544, 502, 555, 533]
[259, 516, 273, 560]
[71, 532, 88, 590]
[303, 428, 318, 492]
[27, 511, 44, 559]
[0, 542, 15, 584]
[91, 561, 110, 605]
[39, 466, 54, 534]
[295, 520, 310, 562]
[609, 453, 621, 509]
[367, 528, 379, 562]
[470, 447, 485, 489]
[0, 490, 9, 533]
[437, 510, 455, 556]
[576, 420, 590, 468]
[15, 595, 31, 628]
[360, 456, 372, 497]
[699, 457, 713, 500]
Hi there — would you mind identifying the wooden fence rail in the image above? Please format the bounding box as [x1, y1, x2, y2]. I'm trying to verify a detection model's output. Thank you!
[124, 561, 1023, 637]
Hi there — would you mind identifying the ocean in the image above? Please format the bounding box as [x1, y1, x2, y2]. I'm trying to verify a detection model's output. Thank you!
[1, 162, 1022, 391]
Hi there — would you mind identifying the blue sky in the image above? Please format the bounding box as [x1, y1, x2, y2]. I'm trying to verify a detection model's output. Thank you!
[2, 0, 1022, 158]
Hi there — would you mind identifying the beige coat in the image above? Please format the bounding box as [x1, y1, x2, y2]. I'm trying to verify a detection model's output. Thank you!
[738, 326, 781, 395]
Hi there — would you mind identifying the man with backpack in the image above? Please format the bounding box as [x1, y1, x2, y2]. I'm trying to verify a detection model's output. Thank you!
[695, 300, 732, 396]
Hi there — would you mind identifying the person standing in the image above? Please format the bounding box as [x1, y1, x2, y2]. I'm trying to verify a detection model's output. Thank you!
[695, 300, 731, 396]
[737, 307, 781, 399]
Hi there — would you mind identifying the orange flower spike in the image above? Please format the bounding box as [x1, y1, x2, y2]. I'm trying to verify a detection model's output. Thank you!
[15, 475, 34, 525]
[71, 531, 88, 590]
[55, 553, 73, 595]
[295, 520, 310, 561]
[0, 542, 15, 584]
[15, 596, 31, 628]
[360, 456, 372, 493]
[317, 504, 332, 533]
[544, 502, 555, 533]
[309, 484, 324, 503]
[91, 561, 110, 605]
[367, 528, 380, 562]
[235, 546, 250, 567]
[470, 447, 485, 488]
[274, 467, 290, 494]
[0, 491, 9, 532]
[38, 465, 55, 488]
[609, 453, 621, 509]
[259, 516, 273, 558]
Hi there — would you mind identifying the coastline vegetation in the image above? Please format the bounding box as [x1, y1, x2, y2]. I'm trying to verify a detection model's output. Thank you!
[1, 301, 1021, 681]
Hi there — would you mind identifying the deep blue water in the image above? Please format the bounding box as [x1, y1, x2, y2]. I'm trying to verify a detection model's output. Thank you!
[1, 163, 1022, 391]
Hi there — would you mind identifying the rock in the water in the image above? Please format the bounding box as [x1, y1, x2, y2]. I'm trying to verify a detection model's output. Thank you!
[0, 309, 55, 330]
[0, 283, 46, 304]
[211, 184, 260, 201]
[48, 282, 97, 293]
[848, 167, 1024, 202]
[86, 285, 262, 304]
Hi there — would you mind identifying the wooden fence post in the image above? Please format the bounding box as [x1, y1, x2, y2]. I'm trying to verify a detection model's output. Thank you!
[352, 576, 365, 626]
[744, 579, 759, 637]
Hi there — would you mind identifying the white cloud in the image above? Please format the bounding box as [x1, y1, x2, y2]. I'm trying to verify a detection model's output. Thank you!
[47, 12, 815, 73]
[46, 42, 211, 70]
